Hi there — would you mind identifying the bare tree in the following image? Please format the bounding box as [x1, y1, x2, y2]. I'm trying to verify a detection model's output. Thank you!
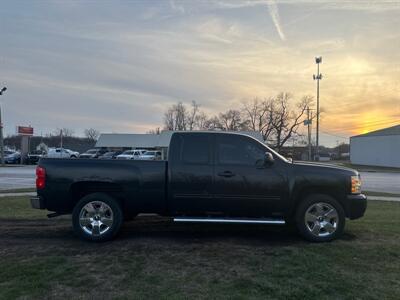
[271, 93, 313, 150]
[84, 128, 100, 141]
[218, 109, 246, 131]
[147, 127, 161, 134]
[163, 101, 206, 131]
[187, 101, 199, 131]
[204, 116, 222, 130]
[242, 97, 275, 141]
[163, 102, 187, 130]
[53, 128, 74, 137]
[163, 107, 175, 130]
[195, 112, 209, 130]
[161, 94, 313, 150]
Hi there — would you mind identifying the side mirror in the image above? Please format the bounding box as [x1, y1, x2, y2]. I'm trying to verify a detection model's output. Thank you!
[264, 152, 274, 165]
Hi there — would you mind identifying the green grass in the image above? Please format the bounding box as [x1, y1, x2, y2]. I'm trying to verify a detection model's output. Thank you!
[0, 196, 48, 219]
[0, 197, 399, 299]
[0, 187, 36, 194]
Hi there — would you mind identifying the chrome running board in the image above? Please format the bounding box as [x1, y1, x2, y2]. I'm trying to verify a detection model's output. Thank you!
[173, 217, 285, 225]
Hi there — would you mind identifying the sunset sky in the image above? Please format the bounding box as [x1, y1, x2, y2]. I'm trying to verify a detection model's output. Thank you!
[1, 0, 399, 147]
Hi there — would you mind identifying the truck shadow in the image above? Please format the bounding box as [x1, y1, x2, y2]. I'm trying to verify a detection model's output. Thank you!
[0, 216, 357, 254]
[120, 217, 355, 244]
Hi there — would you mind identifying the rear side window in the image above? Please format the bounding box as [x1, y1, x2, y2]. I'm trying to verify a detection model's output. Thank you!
[216, 135, 265, 166]
[180, 135, 210, 164]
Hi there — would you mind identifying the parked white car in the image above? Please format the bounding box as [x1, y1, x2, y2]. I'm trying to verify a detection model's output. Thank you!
[46, 148, 79, 159]
[116, 149, 147, 160]
[138, 150, 162, 160]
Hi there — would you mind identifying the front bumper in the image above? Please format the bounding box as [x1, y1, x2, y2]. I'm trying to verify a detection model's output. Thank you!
[346, 193, 367, 220]
[31, 196, 45, 209]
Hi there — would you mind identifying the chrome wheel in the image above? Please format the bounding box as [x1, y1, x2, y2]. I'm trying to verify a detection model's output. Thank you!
[304, 202, 338, 237]
[79, 201, 114, 236]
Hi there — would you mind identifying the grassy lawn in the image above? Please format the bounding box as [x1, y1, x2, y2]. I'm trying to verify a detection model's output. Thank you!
[0, 187, 36, 194]
[0, 197, 399, 299]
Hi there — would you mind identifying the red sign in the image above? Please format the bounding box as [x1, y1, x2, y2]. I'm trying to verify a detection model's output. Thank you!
[17, 126, 34, 136]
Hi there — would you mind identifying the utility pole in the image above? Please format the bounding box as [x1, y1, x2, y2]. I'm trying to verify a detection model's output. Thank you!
[60, 129, 63, 149]
[313, 57, 322, 161]
[307, 107, 312, 161]
[0, 87, 7, 166]
[304, 106, 313, 161]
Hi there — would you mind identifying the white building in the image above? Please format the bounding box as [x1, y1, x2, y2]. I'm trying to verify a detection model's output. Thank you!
[350, 125, 400, 167]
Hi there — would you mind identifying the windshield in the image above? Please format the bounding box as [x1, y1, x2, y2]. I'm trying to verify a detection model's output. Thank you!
[86, 149, 98, 154]
[122, 150, 134, 155]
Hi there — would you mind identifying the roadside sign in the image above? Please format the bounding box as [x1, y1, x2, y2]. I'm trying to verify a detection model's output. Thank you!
[17, 126, 34, 136]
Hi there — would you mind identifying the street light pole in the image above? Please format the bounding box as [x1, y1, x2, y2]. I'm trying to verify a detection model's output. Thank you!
[0, 87, 7, 166]
[313, 57, 322, 161]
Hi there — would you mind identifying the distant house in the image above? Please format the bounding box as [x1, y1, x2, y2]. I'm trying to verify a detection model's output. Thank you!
[350, 125, 400, 168]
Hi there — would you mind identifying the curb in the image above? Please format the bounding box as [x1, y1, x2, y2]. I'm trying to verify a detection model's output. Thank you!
[368, 196, 400, 202]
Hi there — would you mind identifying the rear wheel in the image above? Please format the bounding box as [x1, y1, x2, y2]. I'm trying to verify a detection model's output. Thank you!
[296, 194, 345, 242]
[72, 193, 123, 242]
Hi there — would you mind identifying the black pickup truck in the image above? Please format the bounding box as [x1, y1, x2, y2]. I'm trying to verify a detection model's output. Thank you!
[31, 132, 367, 242]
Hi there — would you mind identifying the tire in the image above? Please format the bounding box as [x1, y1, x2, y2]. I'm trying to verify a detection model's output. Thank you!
[72, 193, 123, 242]
[295, 194, 345, 242]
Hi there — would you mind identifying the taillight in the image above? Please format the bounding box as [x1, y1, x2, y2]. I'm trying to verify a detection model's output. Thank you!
[36, 166, 46, 189]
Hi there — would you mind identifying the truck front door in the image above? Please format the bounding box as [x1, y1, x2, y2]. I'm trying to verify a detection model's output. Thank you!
[212, 134, 287, 218]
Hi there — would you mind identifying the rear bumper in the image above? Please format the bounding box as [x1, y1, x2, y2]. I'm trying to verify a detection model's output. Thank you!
[346, 193, 367, 220]
[31, 196, 45, 209]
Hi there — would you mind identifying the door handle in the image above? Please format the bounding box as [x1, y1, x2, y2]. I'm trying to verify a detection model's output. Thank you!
[218, 171, 235, 178]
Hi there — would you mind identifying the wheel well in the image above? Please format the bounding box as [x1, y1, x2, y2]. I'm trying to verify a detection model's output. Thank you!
[292, 187, 344, 217]
[69, 181, 125, 210]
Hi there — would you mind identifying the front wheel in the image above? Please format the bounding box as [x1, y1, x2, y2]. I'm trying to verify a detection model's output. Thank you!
[72, 193, 123, 242]
[296, 194, 345, 242]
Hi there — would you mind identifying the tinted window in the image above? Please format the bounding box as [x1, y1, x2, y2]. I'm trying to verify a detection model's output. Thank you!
[181, 135, 209, 164]
[217, 135, 265, 166]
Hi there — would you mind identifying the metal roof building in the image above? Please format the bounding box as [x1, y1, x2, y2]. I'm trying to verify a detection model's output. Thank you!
[96, 130, 264, 149]
[350, 125, 400, 168]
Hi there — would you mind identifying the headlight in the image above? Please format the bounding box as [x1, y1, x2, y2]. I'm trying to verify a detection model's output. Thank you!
[351, 175, 362, 194]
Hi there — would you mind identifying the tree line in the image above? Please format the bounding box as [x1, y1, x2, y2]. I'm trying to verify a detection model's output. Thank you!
[157, 92, 314, 150]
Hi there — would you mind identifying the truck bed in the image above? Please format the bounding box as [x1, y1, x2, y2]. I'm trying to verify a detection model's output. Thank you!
[37, 158, 167, 214]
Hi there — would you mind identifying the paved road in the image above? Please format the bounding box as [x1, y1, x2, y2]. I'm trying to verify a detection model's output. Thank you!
[1, 165, 399, 194]
[0, 166, 36, 190]
[360, 172, 400, 194]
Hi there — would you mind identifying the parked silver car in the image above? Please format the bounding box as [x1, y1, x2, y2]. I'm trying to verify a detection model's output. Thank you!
[138, 150, 162, 160]
[46, 148, 79, 159]
[116, 149, 147, 160]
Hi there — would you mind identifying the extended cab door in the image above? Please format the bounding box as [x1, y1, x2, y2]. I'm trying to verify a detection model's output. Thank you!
[212, 134, 287, 218]
[168, 133, 214, 215]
